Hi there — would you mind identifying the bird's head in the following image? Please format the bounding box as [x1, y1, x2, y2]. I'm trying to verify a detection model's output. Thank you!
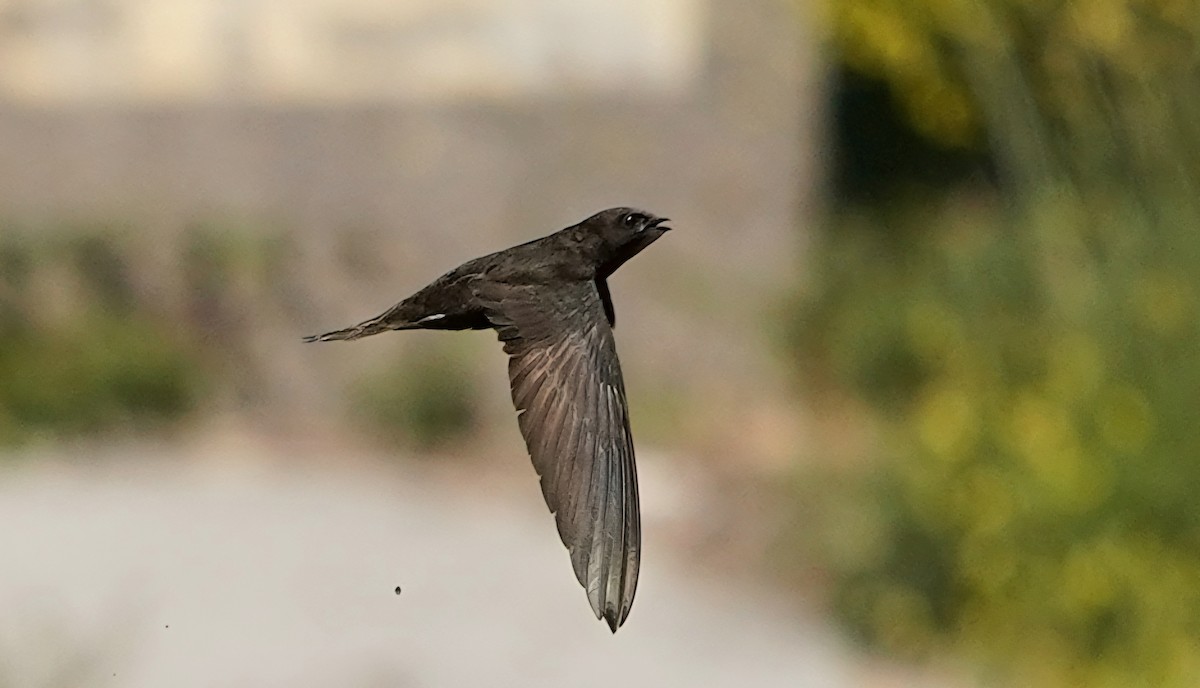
[580, 207, 672, 276]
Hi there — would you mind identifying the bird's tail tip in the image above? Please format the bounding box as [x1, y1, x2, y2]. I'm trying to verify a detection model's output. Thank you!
[302, 327, 363, 343]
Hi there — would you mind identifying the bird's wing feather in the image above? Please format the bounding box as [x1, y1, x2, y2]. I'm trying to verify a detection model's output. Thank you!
[472, 279, 640, 631]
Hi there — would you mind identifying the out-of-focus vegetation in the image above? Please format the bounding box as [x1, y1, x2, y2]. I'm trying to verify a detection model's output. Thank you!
[793, 1, 1200, 686]
[0, 229, 203, 446]
[351, 341, 480, 452]
[0, 222, 487, 453]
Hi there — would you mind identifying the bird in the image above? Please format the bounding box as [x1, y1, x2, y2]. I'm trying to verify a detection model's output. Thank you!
[304, 207, 671, 632]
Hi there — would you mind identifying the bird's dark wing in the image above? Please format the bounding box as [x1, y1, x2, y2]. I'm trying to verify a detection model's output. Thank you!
[472, 279, 640, 631]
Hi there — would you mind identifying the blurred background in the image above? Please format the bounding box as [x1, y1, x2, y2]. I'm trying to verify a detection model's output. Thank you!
[1, 0, 1198, 686]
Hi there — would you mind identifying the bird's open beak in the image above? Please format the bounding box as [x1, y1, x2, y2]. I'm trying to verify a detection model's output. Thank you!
[647, 217, 671, 231]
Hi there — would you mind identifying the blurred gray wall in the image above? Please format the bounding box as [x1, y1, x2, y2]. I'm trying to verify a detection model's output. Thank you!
[0, 0, 824, 464]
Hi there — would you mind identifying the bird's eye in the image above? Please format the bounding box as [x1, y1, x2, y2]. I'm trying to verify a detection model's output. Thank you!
[622, 213, 640, 227]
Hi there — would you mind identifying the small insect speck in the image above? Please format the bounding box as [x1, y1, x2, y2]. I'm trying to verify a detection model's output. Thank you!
[394, 586, 402, 595]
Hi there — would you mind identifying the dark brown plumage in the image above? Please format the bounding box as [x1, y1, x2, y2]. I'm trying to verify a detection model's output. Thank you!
[304, 207, 671, 631]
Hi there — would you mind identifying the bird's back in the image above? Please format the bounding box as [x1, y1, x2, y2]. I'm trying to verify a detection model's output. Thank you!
[468, 229, 593, 286]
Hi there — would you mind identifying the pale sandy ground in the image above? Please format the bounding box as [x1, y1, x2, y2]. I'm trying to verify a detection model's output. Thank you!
[0, 440, 944, 688]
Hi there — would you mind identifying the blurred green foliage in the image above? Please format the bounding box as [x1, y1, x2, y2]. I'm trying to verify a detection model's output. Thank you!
[795, 194, 1200, 687]
[351, 341, 480, 452]
[0, 220, 489, 452]
[0, 229, 203, 446]
[827, 0, 1199, 169]
[796, 0, 1200, 686]
[0, 315, 201, 443]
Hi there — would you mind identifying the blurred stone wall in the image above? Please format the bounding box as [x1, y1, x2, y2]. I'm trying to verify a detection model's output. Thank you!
[0, 0, 705, 103]
[0, 0, 823, 467]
